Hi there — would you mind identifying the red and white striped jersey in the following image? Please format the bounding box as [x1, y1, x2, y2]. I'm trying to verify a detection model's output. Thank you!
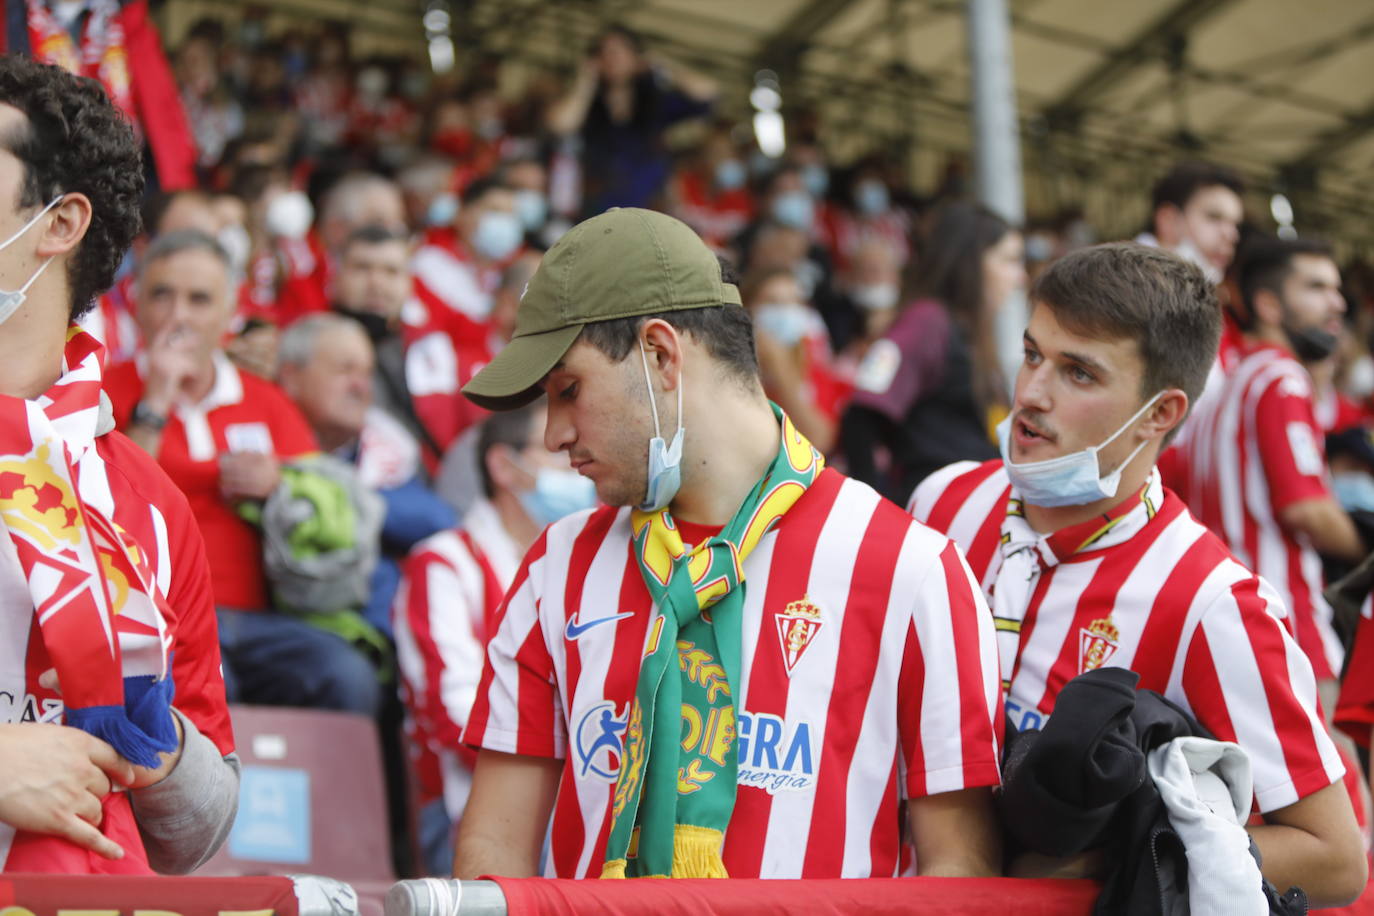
[910, 460, 1342, 814]
[1336, 598, 1374, 748]
[464, 468, 1003, 879]
[394, 500, 521, 813]
[1170, 342, 1344, 682]
[397, 299, 491, 468]
[411, 229, 503, 323]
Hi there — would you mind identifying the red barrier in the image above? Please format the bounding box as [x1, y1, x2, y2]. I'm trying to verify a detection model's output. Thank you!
[493, 874, 1374, 916]
[0, 875, 300, 915]
[494, 877, 1100, 915]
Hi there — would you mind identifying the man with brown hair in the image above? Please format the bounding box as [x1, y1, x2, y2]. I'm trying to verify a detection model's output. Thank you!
[910, 242, 1365, 905]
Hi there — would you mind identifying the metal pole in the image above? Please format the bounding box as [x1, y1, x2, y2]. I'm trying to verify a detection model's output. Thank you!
[966, 0, 1024, 223]
[966, 0, 1027, 394]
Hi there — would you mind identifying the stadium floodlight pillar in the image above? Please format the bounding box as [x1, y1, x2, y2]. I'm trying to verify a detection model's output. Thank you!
[966, 0, 1024, 224]
[967, 0, 1027, 394]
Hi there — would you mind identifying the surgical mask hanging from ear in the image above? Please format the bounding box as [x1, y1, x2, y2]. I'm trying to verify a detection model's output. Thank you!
[0, 196, 64, 326]
[638, 338, 684, 512]
[997, 391, 1164, 508]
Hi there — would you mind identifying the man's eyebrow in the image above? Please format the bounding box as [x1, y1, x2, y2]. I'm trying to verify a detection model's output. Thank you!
[1060, 349, 1110, 376]
[1024, 330, 1110, 375]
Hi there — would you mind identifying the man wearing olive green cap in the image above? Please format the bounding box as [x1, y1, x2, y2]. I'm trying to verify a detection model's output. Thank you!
[453, 207, 1003, 880]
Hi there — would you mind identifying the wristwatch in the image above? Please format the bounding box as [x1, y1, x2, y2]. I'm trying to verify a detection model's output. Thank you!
[131, 400, 169, 431]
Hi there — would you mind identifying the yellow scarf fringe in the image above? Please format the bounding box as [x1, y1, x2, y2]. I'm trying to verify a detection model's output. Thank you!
[600, 824, 729, 879]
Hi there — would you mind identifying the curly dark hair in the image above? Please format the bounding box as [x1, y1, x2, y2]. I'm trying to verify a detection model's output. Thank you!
[0, 55, 144, 319]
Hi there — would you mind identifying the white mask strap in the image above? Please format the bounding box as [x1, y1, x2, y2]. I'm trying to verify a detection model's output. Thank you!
[0, 196, 63, 252]
[16, 255, 53, 296]
[638, 338, 663, 440]
[1101, 390, 1165, 453]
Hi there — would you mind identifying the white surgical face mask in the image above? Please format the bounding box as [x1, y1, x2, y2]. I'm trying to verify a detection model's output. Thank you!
[0, 196, 63, 325]
[426, 192, 459, 228]
[753, 302, 815, 347]
[850, 282, 899, 312]
[1172, 237, 1223, 286]
[997, 391, 1163, 508]
[638, 339, 684, 512]
[1347, 354, 1374, 401]
[1333, 471, 1374, 515]
[265, 191, 314, 240]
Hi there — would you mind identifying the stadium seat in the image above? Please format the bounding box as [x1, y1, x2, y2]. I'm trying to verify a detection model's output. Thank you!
[196, 704, 395, 883]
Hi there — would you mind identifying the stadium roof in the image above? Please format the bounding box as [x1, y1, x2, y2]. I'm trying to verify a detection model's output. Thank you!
[167, 0, 1374, 253]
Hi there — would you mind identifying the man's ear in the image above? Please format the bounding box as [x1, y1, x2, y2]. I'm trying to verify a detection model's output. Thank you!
[1252, 287, 1284, 331]
[35, 193, 93, 259]
[1153, 203, 1183, 248]
[486, 443, 522, 494]
[1144, 389, 1190, 442]
[277, 361, 302, 398]
[639, 318, 682, 390]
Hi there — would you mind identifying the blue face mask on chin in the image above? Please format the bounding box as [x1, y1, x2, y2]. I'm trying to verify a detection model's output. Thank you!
[638, 339, 684, 512]
[997, 391, 1163, 508]
[518, 465, 599, 525]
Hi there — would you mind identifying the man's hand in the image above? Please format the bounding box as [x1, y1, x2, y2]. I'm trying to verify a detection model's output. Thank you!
[225, 325, 280, 380]
[0, 722, 136, 860]
[141, 326, 201, 413]
[218, 452, 282, 502]
[36, 668, 185, 790]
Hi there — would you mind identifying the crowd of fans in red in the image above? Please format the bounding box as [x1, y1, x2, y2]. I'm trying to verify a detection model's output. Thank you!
[10, 0, 1374, 893]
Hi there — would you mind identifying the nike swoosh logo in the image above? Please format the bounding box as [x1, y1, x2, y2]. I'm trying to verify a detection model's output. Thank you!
[565, 611, 634, 640]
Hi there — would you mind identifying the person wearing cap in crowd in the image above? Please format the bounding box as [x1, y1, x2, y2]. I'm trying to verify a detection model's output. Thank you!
[452, 207, 1003, 880]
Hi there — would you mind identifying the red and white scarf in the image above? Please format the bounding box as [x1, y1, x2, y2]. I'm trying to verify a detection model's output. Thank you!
[0, 326, 174, 872]
[26, 0, 136, 126]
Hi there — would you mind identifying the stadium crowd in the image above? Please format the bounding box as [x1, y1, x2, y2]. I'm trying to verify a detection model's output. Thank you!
[5, 3, 1374, 910]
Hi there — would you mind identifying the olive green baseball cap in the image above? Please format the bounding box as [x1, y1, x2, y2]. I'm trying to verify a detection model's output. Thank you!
[462, 207, 742, 410]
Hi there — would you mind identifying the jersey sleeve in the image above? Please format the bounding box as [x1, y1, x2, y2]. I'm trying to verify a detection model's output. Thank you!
[394, 537, 488, 766]
[163, 493, 235, 756]
[461, 533, 565, 759]
[898, 536, 1003, 800]
[1254, 376, 1331, 512]
[1335, 602, 1374, 748]
[1181, 574, 1342, 813]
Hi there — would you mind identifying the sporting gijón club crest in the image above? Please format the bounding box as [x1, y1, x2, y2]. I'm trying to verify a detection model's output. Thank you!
[1079, 616, 1120, 674]
[775, 596, 824, 677]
